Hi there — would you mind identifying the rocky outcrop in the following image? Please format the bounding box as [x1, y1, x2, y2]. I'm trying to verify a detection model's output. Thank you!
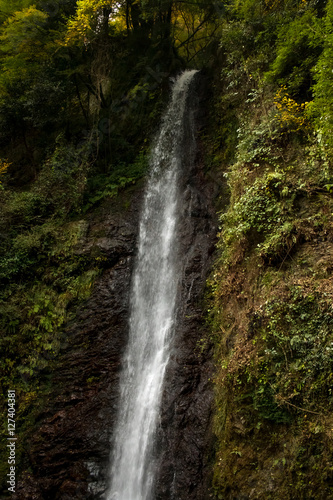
[154, 74, 218, 500]
[13, 190, 143, 500]
[155, 144, 218, 500]
[14, 75, 218, 500]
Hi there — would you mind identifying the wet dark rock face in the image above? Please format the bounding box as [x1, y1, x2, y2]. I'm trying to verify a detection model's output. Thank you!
[155, 122, 218, 499]
[14, 77, 217, 500]
[14, 195, 143, 500]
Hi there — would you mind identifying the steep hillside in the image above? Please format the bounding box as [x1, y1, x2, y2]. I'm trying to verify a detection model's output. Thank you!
[206, 1, 333, 498]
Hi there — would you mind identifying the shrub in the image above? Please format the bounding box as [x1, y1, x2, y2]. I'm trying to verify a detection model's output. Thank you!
[274, 85, 309, 133]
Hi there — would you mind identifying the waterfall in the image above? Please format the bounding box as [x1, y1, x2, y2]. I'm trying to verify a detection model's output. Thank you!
[105, 70, 198, 500]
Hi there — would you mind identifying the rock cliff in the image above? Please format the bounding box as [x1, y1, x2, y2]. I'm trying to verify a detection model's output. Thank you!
[13, 78, 218, 500]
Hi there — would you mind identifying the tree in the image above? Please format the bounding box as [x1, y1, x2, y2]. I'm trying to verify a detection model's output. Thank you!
[0, 6, 49, 90]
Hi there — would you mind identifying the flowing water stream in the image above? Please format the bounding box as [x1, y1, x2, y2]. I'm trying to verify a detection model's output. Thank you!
[106, 70, 198, 500]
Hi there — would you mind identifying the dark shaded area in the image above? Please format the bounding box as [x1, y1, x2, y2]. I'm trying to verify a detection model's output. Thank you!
[11, 74, 218, 500]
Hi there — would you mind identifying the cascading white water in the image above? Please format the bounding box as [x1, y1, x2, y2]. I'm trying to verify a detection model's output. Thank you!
[105, 70, 198, 500]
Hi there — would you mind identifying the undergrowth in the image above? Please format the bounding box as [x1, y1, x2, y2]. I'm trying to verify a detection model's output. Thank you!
[206, 2, 333, 497]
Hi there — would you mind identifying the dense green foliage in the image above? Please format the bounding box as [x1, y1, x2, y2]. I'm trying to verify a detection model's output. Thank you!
[203, 0, 333, 498]
[1, 0, 333, 496]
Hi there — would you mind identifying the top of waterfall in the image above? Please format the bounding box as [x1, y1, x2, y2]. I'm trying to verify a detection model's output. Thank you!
[148, 68, 199, 177]
[171, 70, 199, 91]
[167, 70, 199, 110]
